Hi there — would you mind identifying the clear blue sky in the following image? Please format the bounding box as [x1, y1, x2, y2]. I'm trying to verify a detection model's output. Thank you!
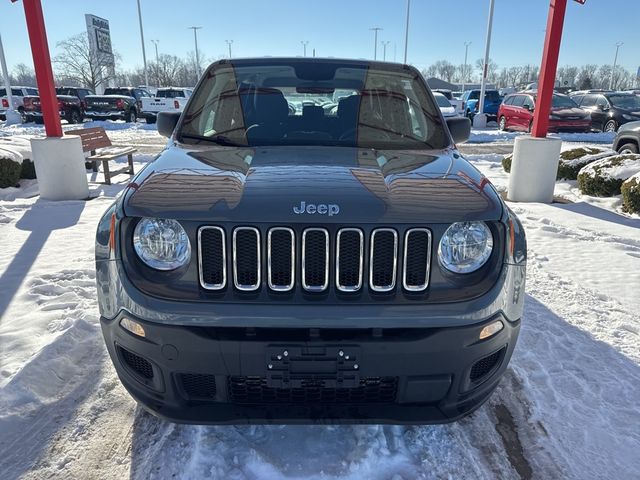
[1, 0, 638, 75]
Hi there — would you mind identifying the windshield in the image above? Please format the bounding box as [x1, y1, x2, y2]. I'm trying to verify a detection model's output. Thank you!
[156, 89, 187, 98]
[104, 88, 132, 96]
[56, 88, 74, 95]
[434, 93, 452, 108]
[608, 94, 640, 110]
[179, 60, 448, 150]
[552, 94, 578, 109]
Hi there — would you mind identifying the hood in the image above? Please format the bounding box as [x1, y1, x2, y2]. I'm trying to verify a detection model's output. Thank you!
[550, 107, 588, 117]
[124, 145, 503, 224]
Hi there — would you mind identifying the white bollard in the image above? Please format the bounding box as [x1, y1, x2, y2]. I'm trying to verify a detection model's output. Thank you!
[472, 113, 488, 129]
[3, 109, 22, 126]
[31, 135, 89, 201]
[507, 135, 562, 203]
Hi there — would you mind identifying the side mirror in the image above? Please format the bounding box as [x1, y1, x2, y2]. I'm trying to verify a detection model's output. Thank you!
[157, 111, 181, 138]
[446, 116, 471, 144]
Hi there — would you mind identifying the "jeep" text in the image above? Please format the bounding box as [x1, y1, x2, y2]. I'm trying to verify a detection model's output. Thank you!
[293, 201, 340, 216]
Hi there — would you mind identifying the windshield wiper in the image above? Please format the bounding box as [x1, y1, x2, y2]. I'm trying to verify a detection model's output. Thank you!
[180, 133, 245, 147]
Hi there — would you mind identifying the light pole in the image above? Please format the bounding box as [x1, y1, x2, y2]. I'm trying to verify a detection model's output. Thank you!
[151, 40, 159, 63]
[462, 41, 471, 92]
[609, 41, 623, 90]
[0, 33, 21, 125]
[136, 0, 149, 87]
[226, 40, 233, 59]
[381, 41, 390, 61]
[403, 0, 411, 64]
[189, 26, 202, 78]
[150, 39, 159, 87]
[370, 27, 382, 60]
[476, 0, 495, 128]
[301, 41, 309, 57]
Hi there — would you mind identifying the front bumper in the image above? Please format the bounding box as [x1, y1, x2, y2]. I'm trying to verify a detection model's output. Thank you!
[101, 312, 520, 424]
[548, 120, 592, 132]
[86, 111, 126, 120]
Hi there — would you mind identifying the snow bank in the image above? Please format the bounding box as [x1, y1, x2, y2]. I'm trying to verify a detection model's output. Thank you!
[578, 153, 640, 181]
[468, 128, 615, 144]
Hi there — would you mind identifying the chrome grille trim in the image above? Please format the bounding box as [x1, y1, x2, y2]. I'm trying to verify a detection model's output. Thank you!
[197, 226, 226, 290]
[402, 228, 432, 292]
[267, 227, 295, 292]
[369, 228, 398, 293]
[232, 227, 261, 291]
[336, 228, 364, 292]
[302, 228, 330, 292]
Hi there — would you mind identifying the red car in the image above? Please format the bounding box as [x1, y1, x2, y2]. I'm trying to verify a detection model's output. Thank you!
[498, 92, 591, 133]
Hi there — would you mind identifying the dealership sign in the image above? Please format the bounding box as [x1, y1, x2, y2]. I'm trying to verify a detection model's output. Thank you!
[85, 14, 114, 66]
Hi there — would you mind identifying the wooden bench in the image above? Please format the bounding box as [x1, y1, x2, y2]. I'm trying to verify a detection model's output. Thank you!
[66, 127, 136, 185]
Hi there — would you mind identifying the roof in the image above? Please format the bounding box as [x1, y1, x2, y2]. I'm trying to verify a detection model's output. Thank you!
[210, 57, 417, 74]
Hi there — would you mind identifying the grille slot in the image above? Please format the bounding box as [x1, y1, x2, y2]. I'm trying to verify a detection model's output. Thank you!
[118, 346, 153, 379]
[403, 228, 432, 292]
[179, 373, 217, 400]
[268, 228, 295, 291]
[369, 228, 398, 292]
[198, 226, 226, 290]
[336, 228, 364, 292]
[302, 228, 329, 292]
[228, 376, 398, 404]
[470, 347, 505, 382]
[233, 227, 261, 291]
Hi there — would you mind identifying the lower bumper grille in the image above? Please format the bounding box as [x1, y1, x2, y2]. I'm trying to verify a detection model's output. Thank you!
[469, 347, 505, 382]
[228, 376, 398, 405]
[178, 373, 217, 400]
[118, 346, 154, 379]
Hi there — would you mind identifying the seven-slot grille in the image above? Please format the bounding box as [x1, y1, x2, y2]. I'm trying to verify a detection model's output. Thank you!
[198, 226, 432, 294]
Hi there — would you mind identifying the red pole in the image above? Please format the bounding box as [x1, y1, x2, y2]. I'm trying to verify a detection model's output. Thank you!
[531, 0, 568, 138]
[22, 0, 62, 137]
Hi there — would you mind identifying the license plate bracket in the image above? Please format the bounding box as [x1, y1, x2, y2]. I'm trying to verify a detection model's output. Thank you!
[265, 345, 361, 389]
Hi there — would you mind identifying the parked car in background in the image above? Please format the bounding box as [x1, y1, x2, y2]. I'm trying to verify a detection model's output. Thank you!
[433, 89, 463, 116]
[612, 120, 640, 154]
[461, 89, 501, 122]
[570, 92, 640, 132]
[140, 87, 193, 124]
[55, 86, 95, 117]
[498, 91, 591, 133]
[0, 86, 39, 120]
[434, 92, 457, 118]
[84, 87, 152, 122]
[22, 94, 84, 124]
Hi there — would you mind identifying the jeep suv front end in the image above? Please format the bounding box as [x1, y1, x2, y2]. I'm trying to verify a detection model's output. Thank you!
[96, 58, 526, 424]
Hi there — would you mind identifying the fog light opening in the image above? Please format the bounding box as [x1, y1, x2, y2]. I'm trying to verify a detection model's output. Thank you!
[120, 318, 146, 338]
[479, 320, 503, 340]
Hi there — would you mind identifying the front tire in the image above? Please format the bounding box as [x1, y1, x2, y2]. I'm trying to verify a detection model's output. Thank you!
[498, 116, 507, 131]
[617, 142, 639, 155]
[604, 119, 617, 132]
[69, 109, 82, 124]
[126, 109, 137, 123]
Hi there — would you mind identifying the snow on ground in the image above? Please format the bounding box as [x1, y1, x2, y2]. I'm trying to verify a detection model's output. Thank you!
[468, 152, 640, 220]
[469, 128, 615, 144]
[0, 123, 639, 479]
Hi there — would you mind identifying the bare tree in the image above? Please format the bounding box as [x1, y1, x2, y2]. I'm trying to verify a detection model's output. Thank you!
[475, 58, 498, 82]
[506, 66, 523, 87]
[576, 64, 599, 90]
[11, 64, 37, 86]
[150, 54, 187, 87]
[53, 33, 118, 90]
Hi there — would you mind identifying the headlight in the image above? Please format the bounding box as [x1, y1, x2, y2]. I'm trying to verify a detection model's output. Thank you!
[133, 218, 191, 270]
[438, 221, 493, 274]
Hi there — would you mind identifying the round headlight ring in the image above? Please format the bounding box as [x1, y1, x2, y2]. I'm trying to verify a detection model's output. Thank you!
[133, 217, 191, 271]
[438, 221, 494, 274]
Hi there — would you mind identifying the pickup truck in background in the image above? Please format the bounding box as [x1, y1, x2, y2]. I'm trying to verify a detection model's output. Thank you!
[84, 87, 152, 122]
[23, 95, 84, 124]
[139, 87, 193, 124]
[433, 89, 464, 116]
[0, 86, 39, 120]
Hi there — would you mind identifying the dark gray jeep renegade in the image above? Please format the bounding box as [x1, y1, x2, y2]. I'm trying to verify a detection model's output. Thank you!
[96, 58, 527, 424]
